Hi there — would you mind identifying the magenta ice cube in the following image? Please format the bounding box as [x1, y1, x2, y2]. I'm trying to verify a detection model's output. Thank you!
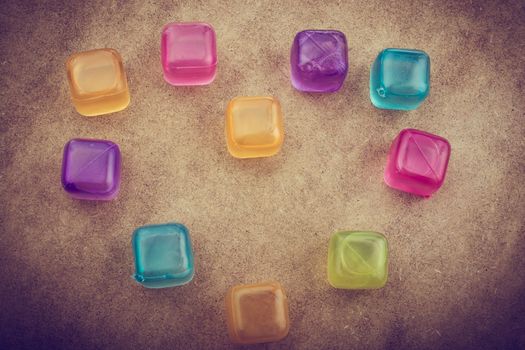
[290, 30, 348, 92]
[384, 129, 451, 197]
[61, 138, 121, 200]
[161, 22, 217, 86]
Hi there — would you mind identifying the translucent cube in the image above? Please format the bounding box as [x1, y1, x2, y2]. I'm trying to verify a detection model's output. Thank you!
[61, 138, 121, 200]
[290, 29, 348, 92]
[225, 281, 290, 344]
[161, 22, 217, 86]
[384, 128, 451, 197]
[132, 223, 194, 288]
[225, 96, 284, 158]
[327, 231, 388, 289]
[66, 48, 130, 116]
[370, 48, 430, 110]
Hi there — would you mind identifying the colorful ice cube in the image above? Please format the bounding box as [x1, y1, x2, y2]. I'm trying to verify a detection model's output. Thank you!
[290, 30, 348, 92]
[384, 128, 451, 197]
[327, 231, 388, 289]
[132, 223, 194, 288]
[66, 48, 130, 116]
[225, 281, 290, 344]
[225, 96, 284, 158]
[61, 138, 121, 200]
[370, 48, 430, 110]
[161, 22, 217, 86]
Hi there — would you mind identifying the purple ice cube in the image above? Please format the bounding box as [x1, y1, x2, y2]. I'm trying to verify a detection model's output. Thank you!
[290, 30, 348, 92]
[61, 138, 121, 200]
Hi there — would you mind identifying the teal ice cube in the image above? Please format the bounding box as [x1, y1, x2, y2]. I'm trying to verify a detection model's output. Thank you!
[370, 48, 430, 110]
[132, 223, 194, 288]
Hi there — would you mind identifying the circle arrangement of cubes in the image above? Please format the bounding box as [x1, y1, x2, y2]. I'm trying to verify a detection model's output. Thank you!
[61, 138, 121, 200]
[59, 20, 454, 346]
[290, 29, 348, 92]
[384, 128, 451, 197]
[327, 231, 388, 289]
[225, 96, 285, 158]
[225, 281, 290, 345]
[161, 22, 218, 86]
[370, 48, 430, 110]
[66, 48, 130, 116]
[132, 223, 194, 288]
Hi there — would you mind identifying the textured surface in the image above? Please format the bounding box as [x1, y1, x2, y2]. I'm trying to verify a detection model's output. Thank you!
[0, 1, 524, 349]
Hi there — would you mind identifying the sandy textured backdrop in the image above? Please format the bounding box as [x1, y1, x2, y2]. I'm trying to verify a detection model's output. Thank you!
[1, 1, 524, 349]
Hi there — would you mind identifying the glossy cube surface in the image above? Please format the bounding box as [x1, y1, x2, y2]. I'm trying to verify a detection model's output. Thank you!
[225, 282, 290, 345]
[290, 30, 348, 92]
[327, 231, 388, 289]
[370, 48, 430, 110]
[161, 22, 217, 86]
[225, 96, 284, 158]
[61, 139, 121, 200]
[132, 223, 194, 288]
[66, 48, 130, 116]
[385, 129, 451, 197]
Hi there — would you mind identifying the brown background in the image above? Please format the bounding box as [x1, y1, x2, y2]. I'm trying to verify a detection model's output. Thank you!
[1, 1, 524, 349]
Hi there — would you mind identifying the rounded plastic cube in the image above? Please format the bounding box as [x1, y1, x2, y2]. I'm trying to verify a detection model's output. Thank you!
[327, 231, 388, 289]
[132, 223, 194, 289]
[225, 96, 284, 158]
[61, 138, 121, 200]
[370, 48, 430, 110]
[225, 281, 290, 345]
[290, 29, 348, 92]
[66, 48, 130, 116]
[161, 22, 217, 86]
[384, 128, 451, 197]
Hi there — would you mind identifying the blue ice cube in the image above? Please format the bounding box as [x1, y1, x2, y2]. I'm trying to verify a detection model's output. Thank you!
[132, 223, 194, 288]
[370, 48, 430, 110]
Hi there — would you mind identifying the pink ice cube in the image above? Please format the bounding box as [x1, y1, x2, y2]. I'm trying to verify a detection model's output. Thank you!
[161, 22, 217, 86]
[384, 129, 451, 197]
